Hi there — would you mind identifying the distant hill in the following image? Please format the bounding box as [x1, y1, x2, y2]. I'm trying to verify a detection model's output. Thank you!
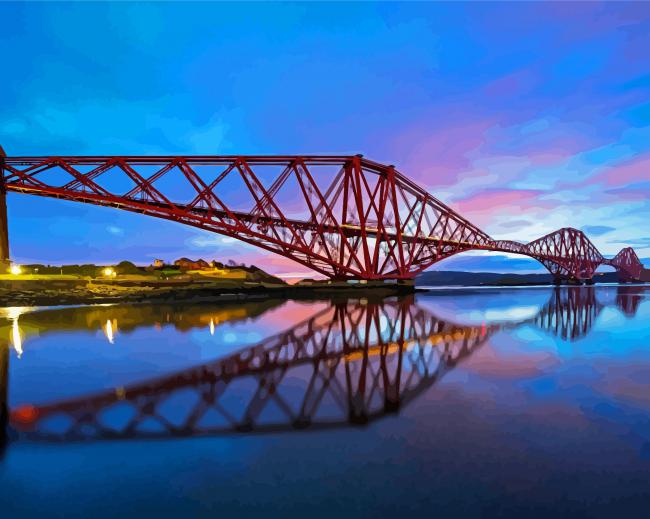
[415, 270, 622, 286]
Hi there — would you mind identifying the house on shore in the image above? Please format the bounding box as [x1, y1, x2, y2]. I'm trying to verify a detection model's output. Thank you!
[174, 257, 210, 271]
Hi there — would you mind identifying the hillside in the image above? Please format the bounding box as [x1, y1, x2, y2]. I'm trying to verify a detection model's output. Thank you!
[415, 270, 623, 286]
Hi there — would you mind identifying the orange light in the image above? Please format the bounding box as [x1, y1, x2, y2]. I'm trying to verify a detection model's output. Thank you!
[11, 405, 40, 429]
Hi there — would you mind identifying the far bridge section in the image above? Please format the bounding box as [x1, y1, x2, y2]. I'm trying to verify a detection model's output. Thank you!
[0, 148, 645, 283]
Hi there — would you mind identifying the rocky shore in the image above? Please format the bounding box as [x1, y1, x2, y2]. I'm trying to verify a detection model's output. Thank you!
[0, 277, 415, 307]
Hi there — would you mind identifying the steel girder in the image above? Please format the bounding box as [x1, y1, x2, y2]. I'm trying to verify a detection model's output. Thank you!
[0, 154, 644, 281]
[604, 247, 644, 281]
[490, 229, 643, 281]
[1, 155, 490, 280]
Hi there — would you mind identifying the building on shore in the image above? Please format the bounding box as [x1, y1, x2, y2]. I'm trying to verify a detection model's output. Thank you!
[174, 257, 210, 271]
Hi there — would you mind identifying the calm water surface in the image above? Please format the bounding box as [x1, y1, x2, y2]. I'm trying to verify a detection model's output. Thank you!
[1, 286, 649, 517]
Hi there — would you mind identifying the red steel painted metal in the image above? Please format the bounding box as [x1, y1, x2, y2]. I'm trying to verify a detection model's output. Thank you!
[0, 154, 644, 281]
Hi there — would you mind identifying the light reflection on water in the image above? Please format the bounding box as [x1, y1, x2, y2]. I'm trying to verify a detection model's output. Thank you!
[0, 286, 649, 516]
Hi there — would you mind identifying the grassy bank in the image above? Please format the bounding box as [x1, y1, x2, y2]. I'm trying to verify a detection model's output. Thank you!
[0, 276, 414, 307]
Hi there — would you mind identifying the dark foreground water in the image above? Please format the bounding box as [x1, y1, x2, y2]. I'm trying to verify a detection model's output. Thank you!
[1, 286, 649, 517]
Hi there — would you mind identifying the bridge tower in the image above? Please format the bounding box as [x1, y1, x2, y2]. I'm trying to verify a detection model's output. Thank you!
[0, 145, 9, 273]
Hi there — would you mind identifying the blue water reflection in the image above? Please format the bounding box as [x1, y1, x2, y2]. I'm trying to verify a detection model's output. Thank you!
[1, 286, 649, 517]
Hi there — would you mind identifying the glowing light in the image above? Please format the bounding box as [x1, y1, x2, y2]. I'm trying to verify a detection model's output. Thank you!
[209, 318, 215, 335]
[102, 267, 116, 278]
[11, 405, 39, 428]
[9, 264, 22, 275]
[2, 307, 31, 321]
[103, 319, 117, 344]
[10, 318, 23, 358]
[2, 307, 32, 359]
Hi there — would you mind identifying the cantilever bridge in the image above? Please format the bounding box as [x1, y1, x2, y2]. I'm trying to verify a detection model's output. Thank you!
[0, 149, 646, 282]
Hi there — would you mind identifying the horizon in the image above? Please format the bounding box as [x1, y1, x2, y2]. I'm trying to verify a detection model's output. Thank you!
[1, 2, 648, 277]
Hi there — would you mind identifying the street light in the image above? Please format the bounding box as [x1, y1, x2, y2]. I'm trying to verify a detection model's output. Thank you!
[103, 267, 116, 278]
[9, 264, 22, 275]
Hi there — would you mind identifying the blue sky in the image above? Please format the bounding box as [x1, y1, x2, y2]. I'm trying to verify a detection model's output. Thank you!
[1, 1, 649, 276]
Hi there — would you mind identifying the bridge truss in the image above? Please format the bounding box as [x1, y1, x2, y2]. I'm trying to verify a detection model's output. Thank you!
[0, 153, 644, 281]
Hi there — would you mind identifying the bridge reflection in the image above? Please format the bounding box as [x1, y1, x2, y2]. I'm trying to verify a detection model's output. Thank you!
[6, 298, 496, 442]
[616, 286, 644, 317]
[531, 286, 601, 341]
[0, 285, 647, 447]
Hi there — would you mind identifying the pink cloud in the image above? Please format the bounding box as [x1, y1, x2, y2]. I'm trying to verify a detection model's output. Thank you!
[462, 338, 559, 379]
[450, 189, 553, 227]
[483, 68, 538, 98]
[597, 154, 650, 186]
[389, 115, 499, 188]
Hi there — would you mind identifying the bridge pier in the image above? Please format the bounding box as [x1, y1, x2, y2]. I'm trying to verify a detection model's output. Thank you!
[0, 146, 9, 273]
[348, 392, 369, 425]
[554, 277, 595, 286]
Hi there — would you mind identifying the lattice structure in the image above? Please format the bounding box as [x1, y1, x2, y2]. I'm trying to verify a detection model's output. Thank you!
[615, 286, 643, 317]
[0, 153, 645, 281]
[525, 228, 604, 281]
[531, 287, 601, 341]
[604, 247, 644, 281]
[491, 228, 605, 281]
[1, 155, 490, 280]
[490, 229, 639, 282]
[10, 299, 495, 441]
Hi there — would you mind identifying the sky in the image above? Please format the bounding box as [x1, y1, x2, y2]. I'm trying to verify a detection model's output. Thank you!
[0, 1, 649, 277]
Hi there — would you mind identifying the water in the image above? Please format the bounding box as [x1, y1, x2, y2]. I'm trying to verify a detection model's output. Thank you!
[1, 286, 650, 517]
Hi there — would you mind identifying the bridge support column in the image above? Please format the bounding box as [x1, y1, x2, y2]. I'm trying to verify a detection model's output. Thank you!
[0, 146, 9, 274]
[348, 392, 369, 425]
[617, 273, 633, 284]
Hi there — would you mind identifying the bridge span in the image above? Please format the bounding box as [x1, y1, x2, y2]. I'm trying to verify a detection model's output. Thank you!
[0, 148, 646, 283]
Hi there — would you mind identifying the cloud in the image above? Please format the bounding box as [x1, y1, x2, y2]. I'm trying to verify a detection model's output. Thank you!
[106, 226, 124, 236]
[188, 234, 240, 248]
[496, 219, 531, 230]
[608, 237, 650, 250]
[581, 225, 615, 236]
[603, 181, 650, 202]
[597, 154, 650, 187]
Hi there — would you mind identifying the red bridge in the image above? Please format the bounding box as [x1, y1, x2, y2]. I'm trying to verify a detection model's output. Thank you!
[0, 149, 646, 283]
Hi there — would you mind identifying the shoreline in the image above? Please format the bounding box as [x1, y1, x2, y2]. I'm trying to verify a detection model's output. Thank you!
[1, 279, 645, 308]
[0, 280, 416, 308]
